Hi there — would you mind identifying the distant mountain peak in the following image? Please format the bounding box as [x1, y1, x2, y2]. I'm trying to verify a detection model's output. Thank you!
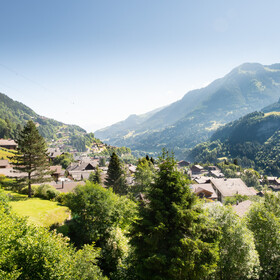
[95, 62, 280, 155]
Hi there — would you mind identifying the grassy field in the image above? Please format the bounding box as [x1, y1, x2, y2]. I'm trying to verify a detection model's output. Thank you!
[4, 190, 70, 228]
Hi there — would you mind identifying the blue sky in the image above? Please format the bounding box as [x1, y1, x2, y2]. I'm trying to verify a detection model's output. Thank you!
[1, 0, 280, 131]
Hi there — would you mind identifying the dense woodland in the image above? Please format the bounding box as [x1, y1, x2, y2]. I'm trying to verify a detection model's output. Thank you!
[187, 111, 280, 176]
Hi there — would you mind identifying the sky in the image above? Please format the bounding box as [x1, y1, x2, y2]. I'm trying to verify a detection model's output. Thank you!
[1, 0, 280, 132]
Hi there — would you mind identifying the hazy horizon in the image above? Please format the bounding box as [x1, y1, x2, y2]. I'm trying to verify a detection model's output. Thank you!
[1, 1, 280, 132]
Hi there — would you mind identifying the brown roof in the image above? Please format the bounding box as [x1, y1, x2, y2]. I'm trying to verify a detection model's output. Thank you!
[50, 165, 63, 174]
[0, 139, 17, 146]
[210, 178, 254, 197]
[0, 160, 10, 167]
[192, 183, 218, 199]
[232, 200, 252, 217]
[67, 161, 98, 172]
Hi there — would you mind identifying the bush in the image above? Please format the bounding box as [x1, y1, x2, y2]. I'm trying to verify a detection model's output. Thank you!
[55, 192, 69, 204]
[34, 184, 60, 200]
[0, 176, 16, 190]
[19, 185, 38, 196]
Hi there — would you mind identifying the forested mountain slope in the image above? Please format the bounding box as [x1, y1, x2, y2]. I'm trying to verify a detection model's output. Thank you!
[187, 101, 280, 175]
[0, 92, 85, 140]
[96, 63, 280, 154]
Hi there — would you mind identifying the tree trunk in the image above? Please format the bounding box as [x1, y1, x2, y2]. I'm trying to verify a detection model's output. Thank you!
[28, 173, 31, 198]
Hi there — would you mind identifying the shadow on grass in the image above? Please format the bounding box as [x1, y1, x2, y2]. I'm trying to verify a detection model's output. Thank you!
[7, 193, 28, 201]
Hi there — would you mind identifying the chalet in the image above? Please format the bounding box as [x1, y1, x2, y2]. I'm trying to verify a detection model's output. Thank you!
[128, 164, 137, 174]
[190, 165, 205, 175]
[177, 160, 190, 168]
[0, 160, 10, 169]
[49, 165, 63, 182]
[193, 176, 212, 184]
[48, 148, 63, 162]
[67, 160, 99, 181]
[0, 139, 17, 150]
[268, 185, 280, 192]
[191, 183, 217, 200]
[210, 178, 255, 203]
[209, 170, 225, 178]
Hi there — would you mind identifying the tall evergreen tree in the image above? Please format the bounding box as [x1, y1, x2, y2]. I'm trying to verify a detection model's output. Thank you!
[130, 150, 218, 280]
[105, 152, 127, 195]
[11, 120, 51, 198]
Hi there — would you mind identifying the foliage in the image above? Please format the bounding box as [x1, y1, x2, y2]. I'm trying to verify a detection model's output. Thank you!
[33, 184, 60, 200]
[65, 182, 137, 276]
[70, 132, 97, 152]
[53, 152, 74, 169]
[187, 111, 280, 176]
[206, 203, 260, 279]
[10, 121, 51, 197]
[0, 193, 106, 279]
[0, 92, 85, 140]
[105, 152, 127, 195]
[130, 151, 219, 279]
[88, 166, 102, 184]
[246, 193, 280, 279]
[224, 194, 249, 206]
[132, 156, 155, 196]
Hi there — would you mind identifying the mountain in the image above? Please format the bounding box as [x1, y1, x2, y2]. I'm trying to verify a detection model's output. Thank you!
[0, 92, 86, 142]
[95, 63, 280, 154]
[187, 100, 280, 175]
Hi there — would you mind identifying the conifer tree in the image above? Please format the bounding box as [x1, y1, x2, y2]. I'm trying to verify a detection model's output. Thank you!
[89, 166, 102, 184]
[11, 120, 51, 198]
[130, 150, 218, 280]
[105, 152, 127, 195]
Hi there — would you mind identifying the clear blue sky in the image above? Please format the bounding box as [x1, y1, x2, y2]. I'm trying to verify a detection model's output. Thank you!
[1, 0, 280, 131]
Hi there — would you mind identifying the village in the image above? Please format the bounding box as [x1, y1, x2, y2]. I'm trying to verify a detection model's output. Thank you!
[1, 137, 279, 218]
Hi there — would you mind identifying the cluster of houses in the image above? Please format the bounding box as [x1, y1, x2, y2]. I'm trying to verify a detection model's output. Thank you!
[2, 138, 280, 215]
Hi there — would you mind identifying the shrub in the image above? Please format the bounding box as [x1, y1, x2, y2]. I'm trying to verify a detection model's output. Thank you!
[34, 184, 60, 200]
[55, 192, 69, 204]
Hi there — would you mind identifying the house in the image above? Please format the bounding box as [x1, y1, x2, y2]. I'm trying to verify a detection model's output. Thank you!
[209, 170, 225, 178]
[67, 160, 99, 181]
[190, 165, 205, 175]
[128, 164, 137, 174]
[49, 165, 63, 182]
[193, 176, 212, 184]
[0, 139, 17, 150]
[0, 160, 10, 169]
[48, 148, 63, 162]
[191, 183, 217, 200]
[177, 160, 190, 168]
[210, 178, 255, 203]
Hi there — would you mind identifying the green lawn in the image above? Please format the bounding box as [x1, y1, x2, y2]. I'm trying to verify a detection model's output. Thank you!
[4, 190, 70, 228]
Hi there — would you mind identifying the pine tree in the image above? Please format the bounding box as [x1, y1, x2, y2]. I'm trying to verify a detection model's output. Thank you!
[11, 120, 51, 198]
[105, 152, 127, 195]
[130, 150, 218, 279]
[89, 166, 102, 184]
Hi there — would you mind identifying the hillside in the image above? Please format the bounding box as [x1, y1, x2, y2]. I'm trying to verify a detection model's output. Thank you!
[187, 103, 280, 176]
[95, 63, 280, 154]
[0, 92, 86, 140]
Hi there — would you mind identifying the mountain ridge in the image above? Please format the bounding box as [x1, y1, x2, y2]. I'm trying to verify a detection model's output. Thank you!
[95, 62, 280, 154]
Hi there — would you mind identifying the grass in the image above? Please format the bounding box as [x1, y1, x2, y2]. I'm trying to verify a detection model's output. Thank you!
[265, 111, 280, 117]
[0, 147, 16, 160]
[3, 190, 70, 228]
